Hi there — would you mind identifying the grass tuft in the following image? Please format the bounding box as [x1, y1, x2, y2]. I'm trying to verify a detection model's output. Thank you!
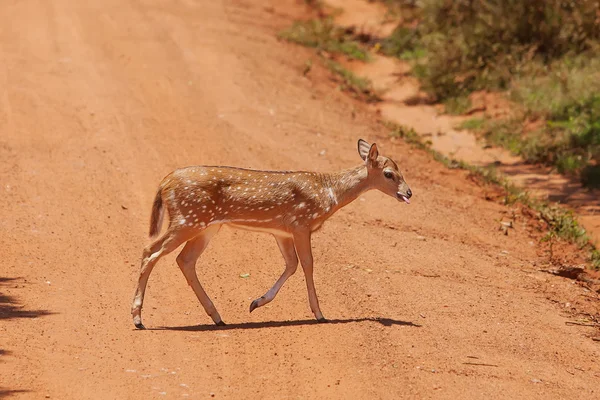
[279, 20, 378, 102]
[443, 96, 472, 115]
[279, 18, 370, 61]
[457, 118, 485, 131]
[322, 59, 379, 101]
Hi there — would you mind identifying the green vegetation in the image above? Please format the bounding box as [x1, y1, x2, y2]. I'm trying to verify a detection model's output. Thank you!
[443, 96, 471, 116]
[279, 18, 370, 61]
[323, 59, 379, 102]
[379, 1, 600, 185]
[380, 26, 422, 60]
[279, 18, 378, 101]
[458, 118, 485, 131]
[459, 84, 600, 186]
[508, 58, 600, 183]
[386, 120, 599, 269]
[382, 0, 600, 98]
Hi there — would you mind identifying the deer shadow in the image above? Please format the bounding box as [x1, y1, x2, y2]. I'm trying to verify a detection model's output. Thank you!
[0, 390, 30, 399]
[0, 277, 53, 398]
[0, 277, 53, 320]
[150, 317, 421, 332]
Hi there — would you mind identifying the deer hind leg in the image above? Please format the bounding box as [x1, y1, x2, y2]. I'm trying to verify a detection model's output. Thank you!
[175, 225, 225, 326]
[249, 235, 298, 313]
[131, 227, 190, 329]
[293, 231, 326, 322]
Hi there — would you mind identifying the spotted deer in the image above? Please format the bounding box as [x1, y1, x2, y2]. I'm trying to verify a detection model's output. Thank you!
[131, 139, 412, 329]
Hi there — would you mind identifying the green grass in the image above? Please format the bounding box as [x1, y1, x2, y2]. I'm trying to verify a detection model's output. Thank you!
[279, 18, 370, 61]
[386, 120, 599, 269]
[457, 118, 485, 131]
[378, 0, 421, 22]
[380, 25, 422, 59]
[443, 96, 472, 115]
[511, 57, 600, 116]
[279, 20, 378, 102]
[379, 0, 600, 100]
[475, 63, 600, 186]
[510, 57, 600, 183]
[323, 58, 379, 102]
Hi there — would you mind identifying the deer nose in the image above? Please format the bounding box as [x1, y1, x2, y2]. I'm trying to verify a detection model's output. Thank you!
[406, 189, 412, 198]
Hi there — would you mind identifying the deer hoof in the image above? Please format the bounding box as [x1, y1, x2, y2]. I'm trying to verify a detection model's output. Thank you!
[216, 320, 226, 326]
[316, 317, 328, 323]
[249, 299, 260, 313]
[134, 322, 146, 330]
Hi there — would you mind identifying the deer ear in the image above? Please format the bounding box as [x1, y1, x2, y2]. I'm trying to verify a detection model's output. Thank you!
[367, 143, 379, 164]
[357, 139, 372, 161]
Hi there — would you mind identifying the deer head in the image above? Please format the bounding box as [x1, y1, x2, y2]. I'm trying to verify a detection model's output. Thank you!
[357, 139, 412, 204]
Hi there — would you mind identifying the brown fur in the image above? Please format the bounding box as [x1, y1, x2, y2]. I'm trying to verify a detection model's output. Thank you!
[148, 187, 164, 238]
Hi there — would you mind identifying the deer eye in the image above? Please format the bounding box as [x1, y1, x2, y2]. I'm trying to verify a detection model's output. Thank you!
[384, 171, 394, 179]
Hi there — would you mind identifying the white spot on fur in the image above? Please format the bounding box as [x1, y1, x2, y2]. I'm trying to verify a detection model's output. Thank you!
[327, 188, 338, 205]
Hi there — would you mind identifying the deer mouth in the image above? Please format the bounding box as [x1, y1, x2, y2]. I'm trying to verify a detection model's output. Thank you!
[397, 192, 411, 204]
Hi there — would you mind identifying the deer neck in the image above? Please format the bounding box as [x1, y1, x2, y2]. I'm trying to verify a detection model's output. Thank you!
[325, 164, 371, 212]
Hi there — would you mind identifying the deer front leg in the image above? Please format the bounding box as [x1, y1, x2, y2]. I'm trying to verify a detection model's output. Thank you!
[249, 235, 299, 313]
[293, 231, 326, 322]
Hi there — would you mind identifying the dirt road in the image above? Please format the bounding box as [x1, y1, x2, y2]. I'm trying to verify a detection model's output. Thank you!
[1, 1, 598, 399]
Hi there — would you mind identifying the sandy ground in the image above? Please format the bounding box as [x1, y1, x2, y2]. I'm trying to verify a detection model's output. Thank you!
[1, 1, 599, 399]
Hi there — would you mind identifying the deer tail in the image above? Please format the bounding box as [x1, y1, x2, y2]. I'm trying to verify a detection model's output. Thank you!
[148, 187, 164, 238]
